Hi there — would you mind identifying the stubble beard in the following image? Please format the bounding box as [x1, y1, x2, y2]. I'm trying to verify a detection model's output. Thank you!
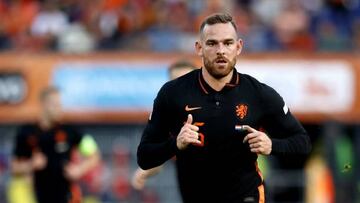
[204, 57, 236, 79]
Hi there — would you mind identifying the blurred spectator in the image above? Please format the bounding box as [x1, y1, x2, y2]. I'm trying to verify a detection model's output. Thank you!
[30, 1, 68, 37]
[112, 145, 131, 201]
[30, 1, 69, 50]
[314, 0, 353, 52]
[146, 0, 195, 52]
[0, 26, 11, 50]
[316, 19, 350, 51]
[272, 0, 315, 52]
[0, 0, 39, 51]
[353, 20, 360, 52]
[233, 2, 269, 52]
[250, 0, 284, 26]
[0, 0, 359, 52]
[58, 23, 95, 53]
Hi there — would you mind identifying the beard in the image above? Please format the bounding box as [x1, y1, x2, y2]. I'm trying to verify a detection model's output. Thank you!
[203, 56, 236, 79]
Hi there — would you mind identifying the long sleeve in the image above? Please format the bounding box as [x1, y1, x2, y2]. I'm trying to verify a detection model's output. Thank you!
[137, 83, 178, 170]
[260, 84, 312, 155]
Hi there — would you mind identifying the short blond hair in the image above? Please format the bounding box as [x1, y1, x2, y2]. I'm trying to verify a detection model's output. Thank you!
[200, 13, 237, 34]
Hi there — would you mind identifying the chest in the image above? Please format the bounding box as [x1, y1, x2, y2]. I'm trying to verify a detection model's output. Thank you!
[27, 129, 74, 156]
[171, 88, 264, 143]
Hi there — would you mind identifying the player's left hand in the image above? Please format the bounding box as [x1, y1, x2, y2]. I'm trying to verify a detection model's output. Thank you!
[242, 125, 272, 155]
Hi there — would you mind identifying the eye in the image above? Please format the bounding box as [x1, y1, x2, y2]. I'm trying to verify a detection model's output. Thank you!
[224, 41, 233, 46]
[207, 42, 215, 47]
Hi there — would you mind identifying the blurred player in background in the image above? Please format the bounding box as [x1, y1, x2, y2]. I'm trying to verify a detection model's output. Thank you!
[168, 60, 198, 82]
[137, 13, 311, 203]
[131, 60, 197, 190]
[10, 86, 100, 203]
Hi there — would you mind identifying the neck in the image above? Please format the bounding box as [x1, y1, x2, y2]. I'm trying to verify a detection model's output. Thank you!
[39, 115, 54, 130]
[202, 68, 233, 91]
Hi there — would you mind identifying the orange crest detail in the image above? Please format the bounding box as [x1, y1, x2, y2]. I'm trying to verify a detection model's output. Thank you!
[55, 130, 67, 142]
[236, 104, 248, 119]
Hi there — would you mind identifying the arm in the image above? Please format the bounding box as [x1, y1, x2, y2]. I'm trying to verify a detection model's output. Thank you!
[12, 152, 47, 176]
[133, 114, 201, 189]
[137, 84, 178, 170]
[260, 85, 311, 155]
[267, 112, 312, 155]
[131, 165, 163, 190]
[11, 126, 47, 176]
[64, 135, 101, 181]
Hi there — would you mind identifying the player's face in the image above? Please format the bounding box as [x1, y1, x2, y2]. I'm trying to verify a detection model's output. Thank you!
[43, 92, 62, 122]
[196, 22, 243, 79]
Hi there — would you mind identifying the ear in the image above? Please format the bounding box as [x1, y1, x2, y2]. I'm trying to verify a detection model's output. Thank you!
[236, 39, 243, 55]
[195, 41, 203, 57]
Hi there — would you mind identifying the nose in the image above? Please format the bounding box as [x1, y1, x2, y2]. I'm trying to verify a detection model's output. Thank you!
[216, 43, 225, 55]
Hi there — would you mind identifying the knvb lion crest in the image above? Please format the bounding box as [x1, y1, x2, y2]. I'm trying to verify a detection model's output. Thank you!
[236, 104, 248, 119]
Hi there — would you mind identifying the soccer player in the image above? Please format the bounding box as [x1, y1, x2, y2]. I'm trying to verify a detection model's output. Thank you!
[131, 60, 197, 190]
[137, 13, 311, 203]
[11, 86, 100, 203]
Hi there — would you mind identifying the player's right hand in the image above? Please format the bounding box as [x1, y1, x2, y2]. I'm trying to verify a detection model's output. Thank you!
[177, 114, 201, 150]
[131, 168, 147, 190]
[131, 166, 163, 190]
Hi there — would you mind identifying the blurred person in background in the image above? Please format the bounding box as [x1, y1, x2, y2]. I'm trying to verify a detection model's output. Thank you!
[137, 13, 311, 203]
[10, 86, 100, 203]
[132, 60, 197, 190]
[30, 1, 69, 50]
[1, 0, 360, 53]
[272, 0, 315, 52]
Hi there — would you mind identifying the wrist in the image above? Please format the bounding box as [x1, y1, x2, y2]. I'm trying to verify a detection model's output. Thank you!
[138, 168, 149, 179]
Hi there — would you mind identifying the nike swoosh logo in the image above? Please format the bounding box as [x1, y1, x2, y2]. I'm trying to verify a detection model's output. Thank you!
[185, 105, 202, 111]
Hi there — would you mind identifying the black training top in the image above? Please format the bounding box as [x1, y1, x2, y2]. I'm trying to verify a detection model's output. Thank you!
[137, 68, 311, 203]
[13, 123, 82, 203]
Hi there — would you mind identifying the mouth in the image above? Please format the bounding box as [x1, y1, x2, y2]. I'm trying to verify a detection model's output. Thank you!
[215, 58, 228, 65]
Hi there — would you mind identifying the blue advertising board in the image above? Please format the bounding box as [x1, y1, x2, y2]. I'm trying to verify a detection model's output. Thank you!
[52, 62, 169, 111]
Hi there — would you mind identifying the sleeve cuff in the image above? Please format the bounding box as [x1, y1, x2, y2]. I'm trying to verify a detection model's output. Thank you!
[170, 136, 180, 155]
[271, 138, 285, 155]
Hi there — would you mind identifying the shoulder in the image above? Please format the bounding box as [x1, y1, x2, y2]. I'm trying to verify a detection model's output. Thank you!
[17, 123, 38, 136]
[240, 73, 280, 97]
[18, 123, 38, 131]
[239, 73, 285, 112]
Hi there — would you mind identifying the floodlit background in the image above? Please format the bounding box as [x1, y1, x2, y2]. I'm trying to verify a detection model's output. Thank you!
[0, 0, 360, 202]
